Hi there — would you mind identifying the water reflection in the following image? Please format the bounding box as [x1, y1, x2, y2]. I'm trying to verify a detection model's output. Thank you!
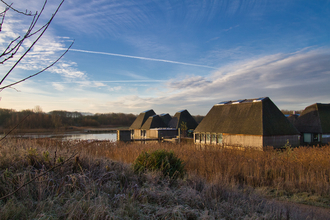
[62, 133, 117, 141]
[1, 133, 117, 142]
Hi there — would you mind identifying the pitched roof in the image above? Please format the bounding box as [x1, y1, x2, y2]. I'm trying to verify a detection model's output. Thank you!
[168, 109, 198, 130]
[294, 103, 330, 133]
[141, 115, 168, 129]
[159, 113, 172, 126]
[129, 109, 156, 129]
[195, 97, 299, 135]
[287, 114, 299, 125]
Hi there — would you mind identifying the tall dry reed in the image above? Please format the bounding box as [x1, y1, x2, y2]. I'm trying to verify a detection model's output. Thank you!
[71, 141, 330, 197]
[0, 138, 329, 219]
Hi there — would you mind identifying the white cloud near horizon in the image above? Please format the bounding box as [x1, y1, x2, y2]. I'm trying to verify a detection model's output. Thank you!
[52, 82, 65, 91]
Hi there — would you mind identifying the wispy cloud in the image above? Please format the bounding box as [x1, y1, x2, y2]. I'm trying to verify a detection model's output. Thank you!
[69, 48, 217, 69]
[99, 48, 330, 114]
[223, 25, 240, 32]
[167, 76, 211, 90]
[0, 7, 84, 83]
[52, 82, 65, 91]
[164, 48, 330, 109]
[4, 48, 329, 114]
[49, 61, 85, 79]
[55, 1, 275, 37]
[109, 86, 122, 92]
[51, 80, 165, 84]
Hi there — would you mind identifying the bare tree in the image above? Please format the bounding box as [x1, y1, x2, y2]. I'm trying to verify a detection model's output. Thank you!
[0, 0, 73, 91]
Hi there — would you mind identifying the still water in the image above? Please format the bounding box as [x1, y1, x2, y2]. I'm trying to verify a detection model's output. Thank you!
[2, 132, 117, 142]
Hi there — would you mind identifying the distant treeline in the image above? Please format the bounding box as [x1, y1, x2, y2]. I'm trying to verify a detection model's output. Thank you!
[0, 107, 300, 130]
[281, 109, 303, 115]
[0, 108, 137, 129]
[0, 108, 205, 130]
[192, 115, 204, 124]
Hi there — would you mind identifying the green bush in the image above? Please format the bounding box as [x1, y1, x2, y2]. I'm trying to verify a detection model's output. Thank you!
[133, 150, 185, 179]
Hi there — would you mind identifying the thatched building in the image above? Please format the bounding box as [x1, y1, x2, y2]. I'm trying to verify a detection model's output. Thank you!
[293, 103, 330, 144]
[287, 114, 299, 125]
[141, 115, 167, 130]
[168, 109, 198, 130]
[129, 109, 155, 139]
[139, 115, 176, 139]
[194, 97, 300, 149]
[159, 113, 172, 126]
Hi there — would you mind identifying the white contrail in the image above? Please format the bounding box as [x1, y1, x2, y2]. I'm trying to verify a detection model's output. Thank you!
[69, 48, 217, 69]
[54, 80, 165, 83]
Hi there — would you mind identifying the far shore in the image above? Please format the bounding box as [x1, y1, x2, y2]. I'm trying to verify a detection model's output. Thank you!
[0, 125, 129, 135]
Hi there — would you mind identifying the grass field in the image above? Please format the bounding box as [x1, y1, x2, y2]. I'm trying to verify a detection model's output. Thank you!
[0, 138, 329, 219]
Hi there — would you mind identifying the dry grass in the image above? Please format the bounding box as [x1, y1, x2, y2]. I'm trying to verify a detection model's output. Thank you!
[0, 138, 329, 219]
[74, 141, 330, 198]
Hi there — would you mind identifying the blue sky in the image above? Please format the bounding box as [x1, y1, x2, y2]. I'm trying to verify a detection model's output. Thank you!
[1, 0, 330, 115]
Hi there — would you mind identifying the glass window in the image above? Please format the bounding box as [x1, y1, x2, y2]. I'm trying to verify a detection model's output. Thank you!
[201, 133, 205, 142]
[313, 133, 320, 142]
[217, 134, 223, 144]
[195, 133, 200, 142]
[211, 134, 216, 143]
[304, 133, 311, 143]
[206, 133, 210, 142]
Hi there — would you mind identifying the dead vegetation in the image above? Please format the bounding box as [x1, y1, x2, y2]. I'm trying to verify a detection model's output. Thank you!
[0, 138, 329, 219]
[76, 140, 330, 200]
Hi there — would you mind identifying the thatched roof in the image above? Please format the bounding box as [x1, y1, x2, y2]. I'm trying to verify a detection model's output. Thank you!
[294, 103, 330, 133]
[159, 113, 172, 126]
[195, 97, 299, 135]
[141, 115, 168, 129]
[130, 109, 156, 129]
[168, 109, 198, 130]
[287, 114, 299, 125]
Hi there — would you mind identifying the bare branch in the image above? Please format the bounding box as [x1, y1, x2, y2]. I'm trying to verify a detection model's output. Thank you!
[0, 40, 74, 90]
[0, 1, 45, 64]
[0, 5, 10, 31]
[0, 0, 66, 86]
[0, 0, 35, 16]
[0, 113, 30, 142]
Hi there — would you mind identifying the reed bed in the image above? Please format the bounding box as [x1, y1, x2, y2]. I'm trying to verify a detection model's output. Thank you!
[0, 138, 329, 219]
[69, 140, 330, 198]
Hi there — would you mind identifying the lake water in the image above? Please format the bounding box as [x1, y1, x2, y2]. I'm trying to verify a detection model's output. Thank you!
[1, 132, 117, 142]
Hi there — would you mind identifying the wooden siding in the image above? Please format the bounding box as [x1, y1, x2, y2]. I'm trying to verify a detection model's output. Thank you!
[263, 135, 300, 148]
[194, 132, 300, 149]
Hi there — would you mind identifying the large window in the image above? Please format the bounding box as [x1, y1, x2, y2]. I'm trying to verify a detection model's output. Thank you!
[211, 134, 216, 143]
[303, 133, 311, 143]
[195, 133, 200, 142]
[304, 133, 320, 143]
[140, 130, 146, 138]
[201, 133, 205, 143]
[206, 133, 210, 142]
[313, 133, 320, 142]
[217, 134, 223, 144]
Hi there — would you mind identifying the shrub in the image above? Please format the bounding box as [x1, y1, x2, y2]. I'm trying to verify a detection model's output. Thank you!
[133, 150, 185, 179]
